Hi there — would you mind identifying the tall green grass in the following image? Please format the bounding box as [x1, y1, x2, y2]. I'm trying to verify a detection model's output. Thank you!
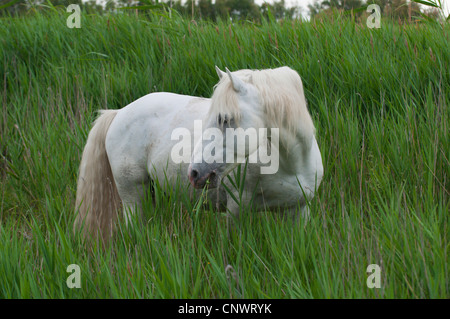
[0, 9, 448, 298]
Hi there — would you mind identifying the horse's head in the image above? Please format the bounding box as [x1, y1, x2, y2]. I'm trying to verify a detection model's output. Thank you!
[188, 67, 266, 189]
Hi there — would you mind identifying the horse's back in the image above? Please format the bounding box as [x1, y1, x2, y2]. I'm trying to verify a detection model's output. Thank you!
[105, 92, 210, 192]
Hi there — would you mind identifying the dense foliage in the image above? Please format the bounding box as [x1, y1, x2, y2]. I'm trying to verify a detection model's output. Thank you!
[0, 10, 448, 298]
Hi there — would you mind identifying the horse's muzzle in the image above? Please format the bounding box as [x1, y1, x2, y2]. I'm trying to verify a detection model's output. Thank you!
[188, 166, 218, 189]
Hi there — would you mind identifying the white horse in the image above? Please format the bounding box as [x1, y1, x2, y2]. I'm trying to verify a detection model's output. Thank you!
[74, 66, 323, 241]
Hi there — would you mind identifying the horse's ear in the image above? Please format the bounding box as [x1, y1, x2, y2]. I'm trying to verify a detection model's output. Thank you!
[215, 66, 226, 80]
[225, 67, 247, 94]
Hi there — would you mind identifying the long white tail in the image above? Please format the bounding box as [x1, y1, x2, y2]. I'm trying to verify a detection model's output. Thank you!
[74, 110, 121, 242]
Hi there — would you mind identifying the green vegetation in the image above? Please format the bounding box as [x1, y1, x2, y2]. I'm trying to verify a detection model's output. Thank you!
[2, 0, 448, 22]
[0, 9, 448, 298]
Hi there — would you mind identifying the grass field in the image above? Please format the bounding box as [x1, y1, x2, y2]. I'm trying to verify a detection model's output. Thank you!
[0, 8, 448, 298]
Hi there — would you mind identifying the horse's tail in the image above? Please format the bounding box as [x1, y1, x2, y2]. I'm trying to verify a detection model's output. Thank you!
[74, 110, 121, 242]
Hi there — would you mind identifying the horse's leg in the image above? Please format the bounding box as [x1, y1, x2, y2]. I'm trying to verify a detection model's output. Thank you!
[109, 159, 150, 227]
[118, 183, 147, 226]
[223, 192, 242, 240]
[289, 205, 310, 225]
[226, 195, 241, 219]
[225, 188, 259, 237]
[277, 204, 310, 227]
[225, 188, 255, 219]
[301, 205, 310, 220]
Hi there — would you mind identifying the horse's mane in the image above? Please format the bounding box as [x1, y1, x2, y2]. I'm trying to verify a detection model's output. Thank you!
[209, 66, 315, 147]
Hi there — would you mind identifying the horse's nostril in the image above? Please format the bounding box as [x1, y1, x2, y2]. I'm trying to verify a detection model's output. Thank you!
[207, 171, 217, 184]
[191, 169, 199, 180]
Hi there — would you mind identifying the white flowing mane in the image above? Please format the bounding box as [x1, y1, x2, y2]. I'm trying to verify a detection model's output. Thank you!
[209, 66, 315, 147]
